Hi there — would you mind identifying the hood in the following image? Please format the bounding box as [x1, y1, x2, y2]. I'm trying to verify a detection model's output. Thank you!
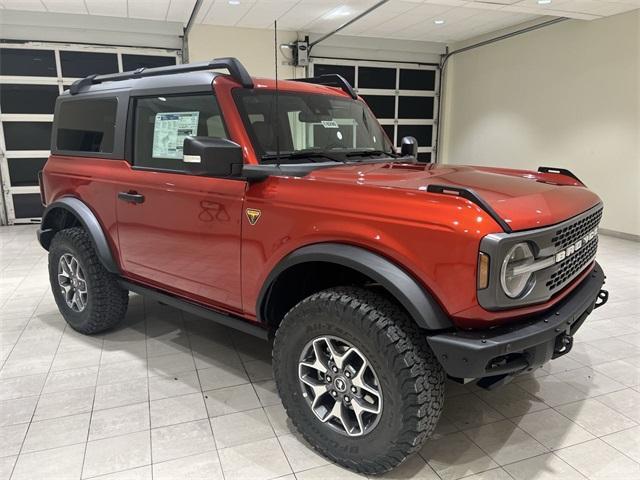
[308, 163, 601, 231]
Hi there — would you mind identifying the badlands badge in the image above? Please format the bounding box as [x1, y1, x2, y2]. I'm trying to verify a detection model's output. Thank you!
[246, 208, 261, 225]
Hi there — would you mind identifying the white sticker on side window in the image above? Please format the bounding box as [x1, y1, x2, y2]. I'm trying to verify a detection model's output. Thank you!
[321, 120, 339, 128]
[152, 111, 199, 159]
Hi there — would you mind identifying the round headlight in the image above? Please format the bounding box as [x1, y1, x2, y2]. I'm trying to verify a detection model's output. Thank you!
[500, 242, 536, 298]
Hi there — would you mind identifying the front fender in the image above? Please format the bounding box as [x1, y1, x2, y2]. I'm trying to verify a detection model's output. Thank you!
[257, 243, 452, 331]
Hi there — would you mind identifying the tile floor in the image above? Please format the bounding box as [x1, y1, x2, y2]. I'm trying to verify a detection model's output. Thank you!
[1, 225, 639, 480]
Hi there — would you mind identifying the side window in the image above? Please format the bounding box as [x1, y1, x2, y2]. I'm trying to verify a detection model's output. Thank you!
[56, 98, 118, 154]
[133, 94, 227, 171]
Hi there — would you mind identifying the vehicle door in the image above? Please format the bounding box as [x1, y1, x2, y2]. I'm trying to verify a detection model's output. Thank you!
[115, 92, 245, 311]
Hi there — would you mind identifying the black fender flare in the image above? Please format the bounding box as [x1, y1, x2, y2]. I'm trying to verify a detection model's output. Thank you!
[257, 243, 452, 331]
[38, 197, 120, 274]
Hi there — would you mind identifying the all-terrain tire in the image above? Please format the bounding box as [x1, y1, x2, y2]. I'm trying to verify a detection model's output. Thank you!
[48, 227, 129, 334]
[273, 287, 445, 475]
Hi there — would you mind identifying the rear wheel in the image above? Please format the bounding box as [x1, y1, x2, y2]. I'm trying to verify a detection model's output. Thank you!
[273, 287, 445, 475]
[49, 227, 128, 334]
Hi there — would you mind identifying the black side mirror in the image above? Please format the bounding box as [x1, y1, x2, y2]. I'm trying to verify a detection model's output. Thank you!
[400, 136, 418, 158]
[182, 136, 244, 178]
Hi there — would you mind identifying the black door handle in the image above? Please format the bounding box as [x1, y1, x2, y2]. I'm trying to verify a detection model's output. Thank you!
[118, 191, 145, 204]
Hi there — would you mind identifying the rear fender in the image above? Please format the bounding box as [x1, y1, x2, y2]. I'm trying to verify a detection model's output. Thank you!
[39, 197, 120, 274]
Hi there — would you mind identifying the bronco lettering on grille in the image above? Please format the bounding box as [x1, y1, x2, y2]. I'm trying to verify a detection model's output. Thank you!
[555, 227, 598, 264]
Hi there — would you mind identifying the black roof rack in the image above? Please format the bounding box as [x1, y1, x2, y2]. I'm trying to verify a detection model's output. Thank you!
[291, 74, 357, 99]
[69, 57, 253, 95]
[426, 184, 512, 233]
[537, 166, 583, 184]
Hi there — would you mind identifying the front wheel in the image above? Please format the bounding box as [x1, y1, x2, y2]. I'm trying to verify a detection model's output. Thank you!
[273, 287, 445, 475]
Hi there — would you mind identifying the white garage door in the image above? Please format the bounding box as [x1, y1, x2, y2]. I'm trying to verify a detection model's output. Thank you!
[310, 58, 439, 163]
[0, 42, 179, 225]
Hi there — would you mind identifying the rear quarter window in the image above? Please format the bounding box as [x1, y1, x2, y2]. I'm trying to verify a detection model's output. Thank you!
[56, 98, 118, 154]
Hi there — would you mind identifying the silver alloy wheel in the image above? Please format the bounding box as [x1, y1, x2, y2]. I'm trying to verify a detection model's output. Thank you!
[298, 335, 383, 437]
[57, 253, 88, 312]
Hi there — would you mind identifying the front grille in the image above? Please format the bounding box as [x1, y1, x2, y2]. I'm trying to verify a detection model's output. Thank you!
[552, 208, 603, 250]
[545, 206, 603, 292]
[546, 236, 598, 291]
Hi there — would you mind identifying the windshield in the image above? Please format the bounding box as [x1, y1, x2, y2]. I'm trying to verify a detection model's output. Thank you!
[234, 89, 394, 163]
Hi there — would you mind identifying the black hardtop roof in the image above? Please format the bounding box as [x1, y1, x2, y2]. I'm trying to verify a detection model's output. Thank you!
[63, 56, 358, 100]
[61, 70, 221, 98]
[66, 57, 252, 97]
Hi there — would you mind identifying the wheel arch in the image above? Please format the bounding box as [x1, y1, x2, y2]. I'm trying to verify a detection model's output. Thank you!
[38, 197, 120, 274]
[257, 243, 452, 332]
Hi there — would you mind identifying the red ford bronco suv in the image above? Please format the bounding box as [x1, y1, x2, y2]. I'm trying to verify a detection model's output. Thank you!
[38, 57, 608, 474]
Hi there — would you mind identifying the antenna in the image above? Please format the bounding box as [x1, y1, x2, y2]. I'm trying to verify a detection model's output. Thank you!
[274, 20, 281, 164]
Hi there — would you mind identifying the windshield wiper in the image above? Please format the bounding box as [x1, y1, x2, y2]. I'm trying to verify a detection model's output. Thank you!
[261, 150, 343, 164]
[345, 150, 396, 159]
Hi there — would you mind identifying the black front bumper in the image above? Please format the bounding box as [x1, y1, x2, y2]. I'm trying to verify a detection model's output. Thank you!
[427, 262, 607, 381]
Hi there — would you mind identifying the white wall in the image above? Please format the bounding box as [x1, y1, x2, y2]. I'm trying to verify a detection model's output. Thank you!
[441, 11, 640, 237]
[187, 25, 446, 79]
[307, 33, 444, 65]
[188, 24, 303, 79]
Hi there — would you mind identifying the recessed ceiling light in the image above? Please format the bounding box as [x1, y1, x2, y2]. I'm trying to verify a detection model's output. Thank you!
[537, 0, 552, 4]
[228, 0, 240, 5]
[434, 19, 445, 25]
[325, 6, 353, 19]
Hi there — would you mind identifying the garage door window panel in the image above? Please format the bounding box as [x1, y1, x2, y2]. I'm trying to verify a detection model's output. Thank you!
[399, 69, 436, 91]
[12, 193, 43, 219]
[60, 51, 119, 78]
[3, 122, 52, 151]
[8, 158, 48, 187]
[313, 64, 355, 87]
[0, 85, 59, 114]
[0, 48, 57, 77]
[133, 94, 228, 172]
[56, 99, 118, 154]
[398, 96, 434, 120]
[361, 95, 396, 119]
[397, 125, 432, 147]
[122, 54, 176, 71]
[358, 67, 397, 89]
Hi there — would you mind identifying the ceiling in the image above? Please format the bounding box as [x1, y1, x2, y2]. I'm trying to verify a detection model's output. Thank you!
[1, 0, 639, 42]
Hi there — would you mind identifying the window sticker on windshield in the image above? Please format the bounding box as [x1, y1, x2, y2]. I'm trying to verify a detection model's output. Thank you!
[152, 111, 199, 159]
[321, 120, 339, 128]
[337, 131, 343, 140]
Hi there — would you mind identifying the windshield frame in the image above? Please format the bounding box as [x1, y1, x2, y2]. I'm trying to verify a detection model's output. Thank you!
[232, 88, 395, 163]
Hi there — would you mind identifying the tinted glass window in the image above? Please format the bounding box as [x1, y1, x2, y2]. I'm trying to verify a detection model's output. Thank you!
[361, 95, 395, 119]
[235, 90, 393, 160]
[398, 96, 434, 119]
[313, 64, 355, 87]
[8, 158, 47, 186]
[0, 48, 56, 77]
[0, 84, 59, 114]
[12, 194, 44, 219]
[60, 51, 118, 77]
[358, 67, 396, 89]
[397, 125, 432, 147]
[56, 99, 118, 153]
[134, 94, 227, 171]
[399, 69, 436, 91]
[122, 54, 176, 71]
[4, 122, 52, 150]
